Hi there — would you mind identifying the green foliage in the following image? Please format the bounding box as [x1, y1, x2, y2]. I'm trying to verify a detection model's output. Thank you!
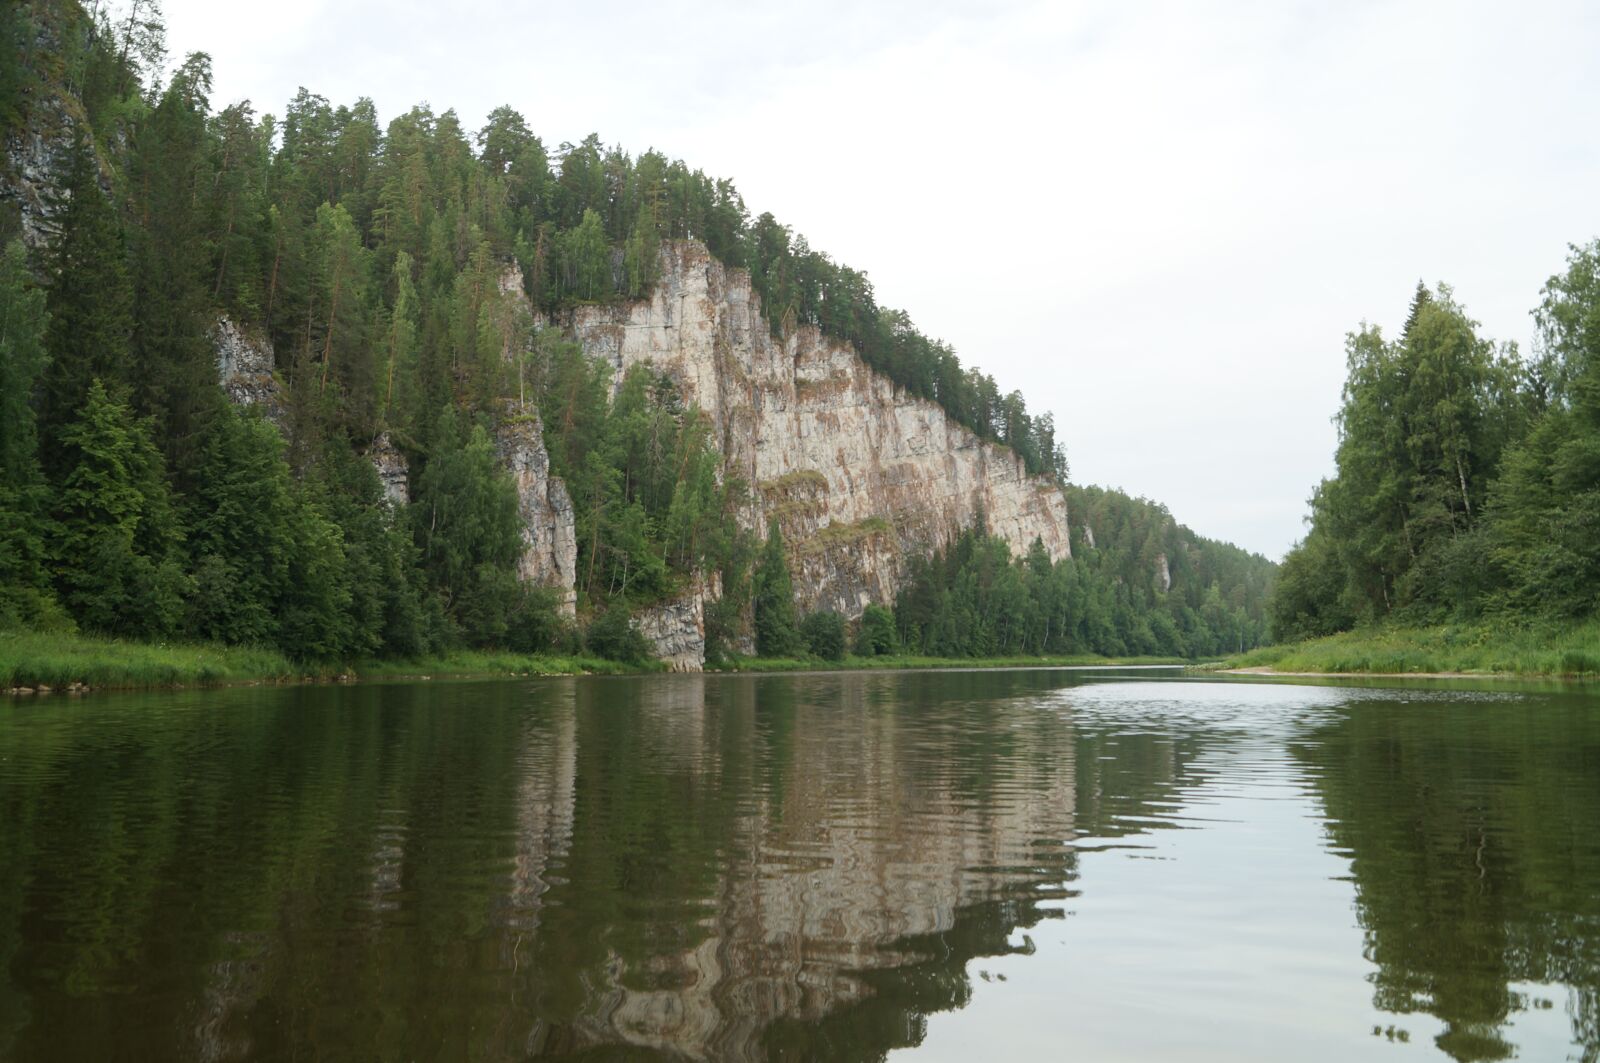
[0, 628, 301, 690]
[799, 611, 847, 661]
[1484, 241, 1600, 618]
[853, 604, 898, 657]
[583, 606, 652, 663]
[413, 406, 523, 646]
[1230, 618, 1600, 677]
[1275, 248, 1600, 648]
[53, 380, 190, 638]
[895, 520, 1271, 660]
[753, 521, 802, 657]
[39, 135, 133, 471]
[0, 240, 65, 630]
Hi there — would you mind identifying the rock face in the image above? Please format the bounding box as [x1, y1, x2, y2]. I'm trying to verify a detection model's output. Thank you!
[368, 432, 409, 506]
[213, 317, 284, 421]
[1, 96, 77, 249]
[632, 577, 713, 672]
[496, 408, 579, 617]
[560, 240, 1072, 624]
[0, 19, 81, 249]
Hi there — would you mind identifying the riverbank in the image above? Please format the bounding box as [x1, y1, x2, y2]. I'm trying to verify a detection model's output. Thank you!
[2, 628, 1194, 695]
[1219, 620, 1600, 678]
[712, 653, 1191, 673]
[0, 630, 632, 694]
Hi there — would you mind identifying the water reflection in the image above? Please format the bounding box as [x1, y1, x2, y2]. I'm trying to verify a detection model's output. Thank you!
[0, 671, 1596, 1061]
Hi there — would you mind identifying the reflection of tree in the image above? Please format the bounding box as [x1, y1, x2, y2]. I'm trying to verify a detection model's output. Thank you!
[1293, 698, 1600, 1062]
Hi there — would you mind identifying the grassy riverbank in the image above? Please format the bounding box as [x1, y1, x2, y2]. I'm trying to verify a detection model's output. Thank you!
[714, 653, 1191, 673]
[1, 630, 306, 691]
[1223, 620, 1600, 677]
[353, 650, 640, 680]
[1, 629, 636, 693]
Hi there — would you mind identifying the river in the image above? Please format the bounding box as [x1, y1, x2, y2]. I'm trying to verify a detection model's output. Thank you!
[0, 668, 1595, 1061]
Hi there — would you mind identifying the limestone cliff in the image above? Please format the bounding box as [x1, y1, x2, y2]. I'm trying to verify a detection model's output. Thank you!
[0, 15, 82, 249]
[495, 407, 579, 617]
[557, 240, 1072, 622]
[213, 317, 283, 421]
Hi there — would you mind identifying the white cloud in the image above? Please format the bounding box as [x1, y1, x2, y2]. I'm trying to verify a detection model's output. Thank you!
[163, 0, 1600, 558]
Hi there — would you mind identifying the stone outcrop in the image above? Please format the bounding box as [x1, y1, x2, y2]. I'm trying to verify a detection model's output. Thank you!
[495, 408, 578, 617]
[632, 575, 720, 672]
[368, 432, 409, 506]
[213, 317, 284, 422]
[0, 18, 82, 249]
[560, 240, 1072, 624]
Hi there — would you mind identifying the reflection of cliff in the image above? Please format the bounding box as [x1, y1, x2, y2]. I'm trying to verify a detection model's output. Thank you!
[1293, 700, 1600, 1063]
[553, 673, 1080, 1060]
[504, 681, 578, 933]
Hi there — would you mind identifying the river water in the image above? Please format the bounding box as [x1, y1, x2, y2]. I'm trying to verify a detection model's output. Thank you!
[0, 668, 1595, 1061]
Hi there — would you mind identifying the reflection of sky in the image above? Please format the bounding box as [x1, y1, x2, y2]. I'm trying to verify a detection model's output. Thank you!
[899, 677, 1573, 1062]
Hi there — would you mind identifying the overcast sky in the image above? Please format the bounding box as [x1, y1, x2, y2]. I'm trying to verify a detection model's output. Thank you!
[163, 0, 1600, 560]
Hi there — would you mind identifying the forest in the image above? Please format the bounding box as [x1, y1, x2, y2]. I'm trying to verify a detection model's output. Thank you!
[1270, 250, 1600, 642]
[0, 0, 1272, 667]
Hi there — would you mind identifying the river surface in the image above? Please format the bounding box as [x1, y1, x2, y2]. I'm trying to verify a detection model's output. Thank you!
[0, 668, 1596, 1062]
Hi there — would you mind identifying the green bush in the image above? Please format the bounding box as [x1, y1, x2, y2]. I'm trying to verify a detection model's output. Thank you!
[800, 610, 847, 661]
[584, 607, 654, 663]
[853, 604, 897, 656]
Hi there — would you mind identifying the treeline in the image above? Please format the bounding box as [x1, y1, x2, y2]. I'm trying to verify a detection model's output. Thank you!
[746, 495, 1274, 663]
[0, 3, 751, 660]
[0, 1, 1267, 666]
[1272, 244, 1600, 640]
[0, 2, 1064, 479]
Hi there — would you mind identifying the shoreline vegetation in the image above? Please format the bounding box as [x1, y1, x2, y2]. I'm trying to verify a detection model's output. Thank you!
[1217, 619, 1600, 679]
[0, 629, 1190, 695]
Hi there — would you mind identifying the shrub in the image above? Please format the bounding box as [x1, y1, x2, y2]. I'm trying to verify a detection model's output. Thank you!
[800, 610, 847, 661]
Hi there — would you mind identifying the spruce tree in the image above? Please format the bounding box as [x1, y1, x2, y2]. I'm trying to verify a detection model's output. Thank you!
[39, 136, 134, 473]
[0, 239, 64, 627]
[752, 519, 800, 657]
[54, 380, 189, 637]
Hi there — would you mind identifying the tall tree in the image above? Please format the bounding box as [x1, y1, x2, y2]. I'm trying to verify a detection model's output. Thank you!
[0, 240, 61, 627]
[53, 380, 189, 637]
[39, 136, 134, 472]
[126, 53, 224, 486]
[753, 519, 801, 657]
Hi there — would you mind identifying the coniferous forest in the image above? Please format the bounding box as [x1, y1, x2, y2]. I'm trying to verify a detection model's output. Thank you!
[0, 1, 1274, 670]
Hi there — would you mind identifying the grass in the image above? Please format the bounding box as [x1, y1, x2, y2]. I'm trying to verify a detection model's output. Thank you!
[713, 653, 1192, 673]
[794, 517, 894, 557]
[0, 629, 307, 691]
[1220, 618, 1600, 677]
[352, 650, 645, 679]
[1, 629, 650, 694]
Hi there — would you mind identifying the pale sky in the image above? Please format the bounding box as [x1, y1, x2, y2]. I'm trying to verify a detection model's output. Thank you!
[163, 0, 1600, 561]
